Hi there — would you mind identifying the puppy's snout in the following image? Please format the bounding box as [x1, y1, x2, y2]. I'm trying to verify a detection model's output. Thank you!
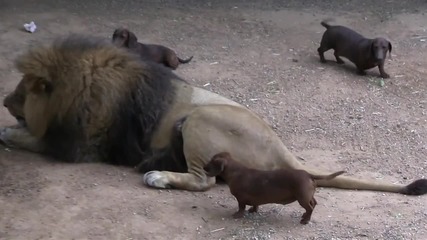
[113, 40, 124, 47]
[375, 51, 384, 60]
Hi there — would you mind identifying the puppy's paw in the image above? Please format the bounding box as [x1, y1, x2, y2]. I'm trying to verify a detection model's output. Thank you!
[143, 171, 172, 189]
[357, 70, 367, 76]
[248, 206, 258, 213]
[300, 213, 311, 224]
[300, 219, 310, 225]
[380, 73, 390, 79]
[232, 211, 245, 219]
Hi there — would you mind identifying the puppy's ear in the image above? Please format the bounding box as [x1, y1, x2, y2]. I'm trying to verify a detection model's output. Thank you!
[217, 159, 225, 173]
[112, 29, 118, 38]
[112, 29, 120, 42]
[388, 41, 392, 59]
[369, 41, 375, 58]
[126, 31, 139, 48]
[208, 158, 225, 176]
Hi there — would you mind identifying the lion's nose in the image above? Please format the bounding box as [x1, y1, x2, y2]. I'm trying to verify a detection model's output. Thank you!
[3, 97, 9, 108]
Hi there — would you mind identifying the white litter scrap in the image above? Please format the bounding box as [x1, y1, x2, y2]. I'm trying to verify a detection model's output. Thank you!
[24, 21, 37, 33]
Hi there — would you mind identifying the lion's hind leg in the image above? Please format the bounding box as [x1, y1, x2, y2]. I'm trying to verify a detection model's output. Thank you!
[143, 106, 227, 191]
[142, 142, 217, 191]
[143, 104, 289, 191]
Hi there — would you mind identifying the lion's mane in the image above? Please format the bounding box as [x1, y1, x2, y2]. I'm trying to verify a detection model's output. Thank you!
[13, 35, 184, 168]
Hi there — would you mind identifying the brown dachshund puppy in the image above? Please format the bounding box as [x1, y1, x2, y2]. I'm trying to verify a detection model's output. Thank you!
[112, 28, 193, 70]
[204, 152, 345, 224]
[317, 20, 392, 78]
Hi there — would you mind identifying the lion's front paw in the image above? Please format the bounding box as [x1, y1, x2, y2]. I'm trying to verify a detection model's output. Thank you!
[0, 127, 19, 147]
[143, 171, 172, 189]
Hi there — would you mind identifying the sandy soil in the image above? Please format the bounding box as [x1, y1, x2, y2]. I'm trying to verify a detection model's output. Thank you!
[0, 0, 426, 239]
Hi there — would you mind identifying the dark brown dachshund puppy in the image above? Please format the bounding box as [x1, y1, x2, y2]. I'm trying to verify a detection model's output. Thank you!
[317, 20, 392, 78]
[204, 152, 345, 224]
[112, 28, 193, 70]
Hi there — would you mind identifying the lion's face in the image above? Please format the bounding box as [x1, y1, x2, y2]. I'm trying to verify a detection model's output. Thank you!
[3, 74, 53, 137]
[3, 76, 30, 126]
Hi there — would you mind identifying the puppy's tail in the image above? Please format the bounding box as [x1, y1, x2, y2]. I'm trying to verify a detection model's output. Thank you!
[310, 171, 346, 181]
[178, 55, 193, 64]
[320, 18, 335, 29]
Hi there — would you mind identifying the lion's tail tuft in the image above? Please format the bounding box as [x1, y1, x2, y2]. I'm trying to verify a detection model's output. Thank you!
[400, 179, 427, 195]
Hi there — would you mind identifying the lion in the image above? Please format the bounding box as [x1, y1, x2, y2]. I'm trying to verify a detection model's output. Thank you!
[1, 34, 426, 196]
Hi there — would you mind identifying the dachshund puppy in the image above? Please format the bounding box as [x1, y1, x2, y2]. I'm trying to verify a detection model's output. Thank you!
[317, 20, 392, 78]
[204, 152, 345, 224]
[112, 28, 193, 70]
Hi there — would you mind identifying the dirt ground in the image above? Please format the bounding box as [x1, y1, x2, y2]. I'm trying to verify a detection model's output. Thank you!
[0, 0, 426, 239]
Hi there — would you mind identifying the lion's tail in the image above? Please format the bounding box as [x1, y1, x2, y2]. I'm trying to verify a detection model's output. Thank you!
[309, 171, 346, 181]
[301, 165, 427, 196]
[277, 147, 427, 196]
[178, 56, 193, 64]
